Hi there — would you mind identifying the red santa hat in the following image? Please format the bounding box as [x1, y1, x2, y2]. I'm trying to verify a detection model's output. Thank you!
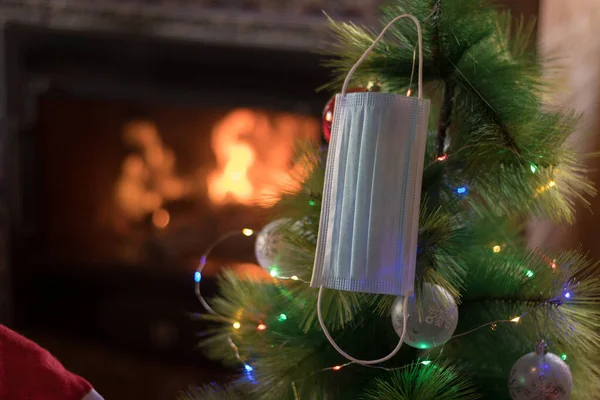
[0, 324, 103, 400]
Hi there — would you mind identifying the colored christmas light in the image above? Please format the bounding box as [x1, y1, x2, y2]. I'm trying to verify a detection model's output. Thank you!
[244, 364, 254, 372]
[456, 186, 467, 195]
[242, 228, 254, 237]
[278, 314, 288, 322]
[257, 324, 267, 331]
[270, 268, 279, 277]
[332, 365, 343, 371]
[194, 271, 202, 283]
[233, 322, 241, 330]
[525, 270, 534, 278]
[493, 245, 502, 253]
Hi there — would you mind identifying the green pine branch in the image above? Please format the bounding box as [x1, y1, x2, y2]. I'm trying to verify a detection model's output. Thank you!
[362, 362, 481, 400]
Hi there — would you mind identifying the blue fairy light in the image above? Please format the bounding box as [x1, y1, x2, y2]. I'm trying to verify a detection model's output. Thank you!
[456, 186, 467, 195]
[243, 363, 257, 384]
[564, 292, 571, 299]
[194, 271, 202, 283]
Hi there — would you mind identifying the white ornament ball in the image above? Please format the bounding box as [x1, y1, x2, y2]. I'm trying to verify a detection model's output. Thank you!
[508, 347, 572, 400]
[254, 218, 289, 271]
[391, 283, 458, 349]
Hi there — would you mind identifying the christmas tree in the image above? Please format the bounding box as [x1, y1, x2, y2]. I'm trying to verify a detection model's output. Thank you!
[187, 0, 600, 398]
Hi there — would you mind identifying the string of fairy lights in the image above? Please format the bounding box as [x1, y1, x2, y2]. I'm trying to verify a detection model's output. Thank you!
[193, 158, 568, 381]
[194, 237, 570, 375]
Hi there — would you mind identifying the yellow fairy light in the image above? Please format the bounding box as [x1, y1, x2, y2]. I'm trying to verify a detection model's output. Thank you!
[291, 275, 299, 281]
[406, 89, 413, 97]
[232, 322, 241, 329]
[493, 245, 502, 253]
[510, 316, 521, 323]
[535, 180, 557, 196]
[242, 228, 254, 237]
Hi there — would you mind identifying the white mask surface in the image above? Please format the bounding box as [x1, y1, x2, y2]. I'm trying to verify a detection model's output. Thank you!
[311, 16, 430, 297]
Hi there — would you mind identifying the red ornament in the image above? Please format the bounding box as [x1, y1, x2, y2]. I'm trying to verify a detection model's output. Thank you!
[322, 88, 368, 142]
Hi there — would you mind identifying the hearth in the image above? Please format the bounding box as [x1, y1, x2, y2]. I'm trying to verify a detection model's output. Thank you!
[4, 24, 327, 360]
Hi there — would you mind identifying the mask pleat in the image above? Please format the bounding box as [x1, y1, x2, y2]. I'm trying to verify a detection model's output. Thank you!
[350, 97, 381, 290]
[332, 100, 364, 289]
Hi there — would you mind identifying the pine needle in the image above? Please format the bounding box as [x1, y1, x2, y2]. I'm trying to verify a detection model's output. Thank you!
[362, 362, 481, 400]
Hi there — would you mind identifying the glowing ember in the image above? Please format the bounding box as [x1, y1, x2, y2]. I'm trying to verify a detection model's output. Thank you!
[152, 209, 170, 229]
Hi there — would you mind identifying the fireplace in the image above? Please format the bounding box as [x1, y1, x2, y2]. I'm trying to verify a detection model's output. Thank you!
[3, 22, 328, 385]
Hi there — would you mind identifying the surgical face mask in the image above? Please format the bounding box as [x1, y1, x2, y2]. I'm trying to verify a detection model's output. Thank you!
[312, 16, 430, 298]
[312, 13, 431, 367]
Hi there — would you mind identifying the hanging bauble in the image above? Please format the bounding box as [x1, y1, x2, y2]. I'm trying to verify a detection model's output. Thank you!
[391, 283, 458, 349]
[255, 218, 290, 272]
[508, 342, 572, 400]
[321, 88, 368, 142]
[290, 217, 317, 243]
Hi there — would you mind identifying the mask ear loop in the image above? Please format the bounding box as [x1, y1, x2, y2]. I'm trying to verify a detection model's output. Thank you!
[317, 287, 411, 365]
[341, 14, 423, 99]
[318, 14, 424, 365]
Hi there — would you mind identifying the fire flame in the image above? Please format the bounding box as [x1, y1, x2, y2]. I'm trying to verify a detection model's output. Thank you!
[207, 109, 317, 207]
[115, 121, 186, 223]
[115, 110, 318, 225]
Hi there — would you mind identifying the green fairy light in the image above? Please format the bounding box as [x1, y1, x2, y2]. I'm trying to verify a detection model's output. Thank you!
[525, 269, 534, 278]
[278, 313, 287, 322]
[561, 353, 567, 361]
[421, 360, 431, 365]
[530, 163, 538, 173]
[309, 200, 316, 206]
[270, 268, 279, 277]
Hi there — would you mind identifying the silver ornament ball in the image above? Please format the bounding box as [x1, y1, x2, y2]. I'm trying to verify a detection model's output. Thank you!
[509, 345, 572, 400]
[254, 218, 289, 271]
[391, 283, 458, 349]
